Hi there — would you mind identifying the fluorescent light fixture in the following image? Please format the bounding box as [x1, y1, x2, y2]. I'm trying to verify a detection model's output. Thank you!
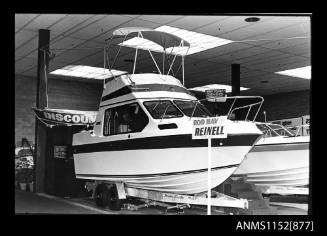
[275, 66, 311, 79]
[50, 65, 127, 80]
[119, 25, 233, 56]
[189, 84, 249, 93]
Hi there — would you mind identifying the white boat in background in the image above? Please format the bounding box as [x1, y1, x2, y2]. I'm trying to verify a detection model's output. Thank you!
[72, 27, 263, 195]
[233, 123, 310, 187]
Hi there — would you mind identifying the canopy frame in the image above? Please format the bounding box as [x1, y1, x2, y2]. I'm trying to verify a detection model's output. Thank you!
[104, 27, 191, 85]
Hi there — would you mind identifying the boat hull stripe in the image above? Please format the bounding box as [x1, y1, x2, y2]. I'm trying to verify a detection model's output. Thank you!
[73, 134, 260, 154]
[101, 84, 193, 102]
[75, 164, 239, 178]
[252, 142, 309, 152]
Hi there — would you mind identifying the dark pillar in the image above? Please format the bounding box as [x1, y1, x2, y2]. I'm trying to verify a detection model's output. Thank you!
[231, 64, 240, 96]
[34, 29, 50, 193]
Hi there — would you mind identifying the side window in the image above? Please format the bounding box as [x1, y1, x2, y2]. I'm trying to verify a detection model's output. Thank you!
[103, 103, 149, 136]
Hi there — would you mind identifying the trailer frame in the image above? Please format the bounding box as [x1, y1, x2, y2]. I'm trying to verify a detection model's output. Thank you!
[85, 180, 249, 213]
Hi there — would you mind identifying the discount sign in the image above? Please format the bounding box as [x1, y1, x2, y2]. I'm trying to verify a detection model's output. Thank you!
[192, 116, 228, 139]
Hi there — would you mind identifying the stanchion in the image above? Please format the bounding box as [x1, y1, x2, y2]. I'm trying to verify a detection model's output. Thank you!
[207, 137, 211, 215]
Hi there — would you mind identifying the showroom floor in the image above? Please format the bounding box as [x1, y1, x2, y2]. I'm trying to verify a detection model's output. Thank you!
[15, 189, 307, 215]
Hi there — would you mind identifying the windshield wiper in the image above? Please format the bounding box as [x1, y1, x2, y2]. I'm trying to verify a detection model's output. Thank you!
[160, 104, 173, 121]
[189, 101, 198, 120]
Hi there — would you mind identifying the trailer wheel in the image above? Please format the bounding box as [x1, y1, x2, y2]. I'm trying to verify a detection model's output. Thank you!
[107, 185, 121, 211]
[94, 183, 109, 207]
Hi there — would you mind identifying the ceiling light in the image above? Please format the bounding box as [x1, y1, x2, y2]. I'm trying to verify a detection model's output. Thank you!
[188, 84, 249, 93]
[50, 65, 127, 80]
[119, 25, 233, 56]
[275, 66, 311, 79]
[245, 17, 260, 22]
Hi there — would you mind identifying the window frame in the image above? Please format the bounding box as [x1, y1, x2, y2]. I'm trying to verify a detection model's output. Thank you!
[143, 100, 184, 120]
[103, 102, 149, 136]
[172, 99, 212, 118]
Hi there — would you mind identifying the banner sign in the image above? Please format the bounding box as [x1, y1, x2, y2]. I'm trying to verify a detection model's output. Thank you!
[192, 116, 228, 139]
[205, 89, 227, 102]
[32, 107, 98, 126]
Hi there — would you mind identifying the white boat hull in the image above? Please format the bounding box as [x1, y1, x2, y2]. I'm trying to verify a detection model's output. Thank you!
[234, 137, 309, 187]
[74, 143, 256, 194]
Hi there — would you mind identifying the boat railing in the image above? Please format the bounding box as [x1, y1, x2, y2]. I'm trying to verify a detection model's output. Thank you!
[226, 96, 264, 122]
[256, 122, 294, 138]
[256, 122, 310, 138]
[294, 124, 310, 137]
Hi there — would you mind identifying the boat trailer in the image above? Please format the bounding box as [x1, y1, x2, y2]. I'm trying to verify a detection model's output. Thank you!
[85, 181, 249, 214]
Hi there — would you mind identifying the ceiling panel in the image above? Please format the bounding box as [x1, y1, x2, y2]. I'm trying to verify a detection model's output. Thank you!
[208, 46, 271, 63]
[249, 19, 310, 42]
[280, 42, 311, 56]
[239, 50, 290, 65]
[195, 16, 276, 38]
[15, 14, 40, 32]
[138, 15, 184, 24]
[68, 15, 132, 40]
[258, 37, 310, 51]
[48, 14, 95, 36]
[217, 17, 276, 41]
[189, 42, 252, 60]
[15, 29, 37, 49]
[24, 14, 68, 31]
[15, 36, 38, 60]
[167, 15, 228, 30]
[253, 57, 309, 73]
[50, 36, 86, 52]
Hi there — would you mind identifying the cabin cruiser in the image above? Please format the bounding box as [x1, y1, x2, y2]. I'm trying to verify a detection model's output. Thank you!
[233, 122, 310, 187]
[71, 28, 263, 195]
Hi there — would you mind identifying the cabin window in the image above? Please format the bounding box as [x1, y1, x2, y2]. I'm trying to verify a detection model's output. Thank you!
[143, 100, 183, 119]
[173, 100, 212, 118]
[103, 103, 149, 136]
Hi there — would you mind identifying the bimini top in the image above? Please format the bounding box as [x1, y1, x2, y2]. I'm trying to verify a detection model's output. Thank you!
[112, 27, 190, 50]
[99, 73, 196, 108]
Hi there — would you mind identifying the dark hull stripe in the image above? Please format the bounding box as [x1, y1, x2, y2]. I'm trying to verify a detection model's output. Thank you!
[252, 142, 309, 152]
[99, 96, 195, 108]
[73, 134, 260, 154]
[101, 84, 193, 102]
[75, 164, 240, 178]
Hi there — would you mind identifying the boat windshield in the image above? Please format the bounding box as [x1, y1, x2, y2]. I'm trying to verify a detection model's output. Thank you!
[173, 100, 212, 118]
[143, 100, 183, 119]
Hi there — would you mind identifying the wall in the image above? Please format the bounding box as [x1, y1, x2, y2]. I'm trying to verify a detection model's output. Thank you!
[15, 75, 102, 146]
[256, 90, 310, 122]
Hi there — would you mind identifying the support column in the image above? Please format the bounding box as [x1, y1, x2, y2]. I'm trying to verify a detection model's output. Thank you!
[34, 29, 50, 193]
[231, 64, 240, 96]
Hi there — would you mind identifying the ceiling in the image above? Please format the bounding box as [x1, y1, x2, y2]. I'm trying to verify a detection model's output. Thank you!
[15, 14, 311, 95]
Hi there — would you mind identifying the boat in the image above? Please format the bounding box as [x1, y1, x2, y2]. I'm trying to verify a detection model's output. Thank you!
[72, 27, 263, 195]
[233, 122, 310, 187]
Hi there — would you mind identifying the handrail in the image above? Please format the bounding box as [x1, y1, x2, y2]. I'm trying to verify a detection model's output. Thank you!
[226, 96, 264, 122]
[295, 124, 310, 137]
